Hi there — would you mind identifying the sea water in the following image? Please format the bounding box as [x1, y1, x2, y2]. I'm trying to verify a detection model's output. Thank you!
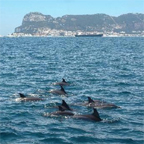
[0, 37, 144, 144]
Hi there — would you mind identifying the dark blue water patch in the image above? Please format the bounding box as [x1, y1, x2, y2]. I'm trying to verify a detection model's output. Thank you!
[0, 131, 19, 143]
[40, 137, 70, 144]
[69, 135, 100, 143]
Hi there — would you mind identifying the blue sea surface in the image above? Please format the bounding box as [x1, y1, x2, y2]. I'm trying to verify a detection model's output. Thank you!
[0, 37, 144, 144]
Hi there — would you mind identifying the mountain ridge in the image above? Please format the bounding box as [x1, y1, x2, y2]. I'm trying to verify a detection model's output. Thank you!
[14, 12, 144, 36]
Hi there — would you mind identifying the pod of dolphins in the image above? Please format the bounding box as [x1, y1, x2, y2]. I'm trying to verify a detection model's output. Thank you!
[17, 78, 120, 122]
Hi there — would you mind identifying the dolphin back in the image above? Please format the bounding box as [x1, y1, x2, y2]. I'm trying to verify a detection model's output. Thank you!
[58, 106, 65, 111]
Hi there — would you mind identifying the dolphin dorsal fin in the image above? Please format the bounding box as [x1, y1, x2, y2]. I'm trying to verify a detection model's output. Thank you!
[88, 97, 95, 103]
[58, 106, 65, 111]
[92, 108, 101, 120]
[62, 78, 66, 83]
[62, 100, 71, 110]
[60, 86, 64, 91]
[60, 86, 66, 94]
[19, 93, 26, 98]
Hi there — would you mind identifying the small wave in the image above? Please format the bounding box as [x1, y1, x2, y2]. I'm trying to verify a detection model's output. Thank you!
[102, 118, 121, 123]
[0, 99, 7, 102]
[42, 112, 71, 120]
[118, 91, 132, 95]
[44, 102, 58, 108]
[115, 82, 131, 86]
[40, 137, 67, 143]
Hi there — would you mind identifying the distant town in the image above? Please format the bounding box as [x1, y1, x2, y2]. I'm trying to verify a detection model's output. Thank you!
[1, 30, 144, 37]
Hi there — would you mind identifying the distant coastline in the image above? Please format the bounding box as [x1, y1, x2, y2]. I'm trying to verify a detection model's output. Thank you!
[3, 33, 144, 37]
[2, 12, 144, 37]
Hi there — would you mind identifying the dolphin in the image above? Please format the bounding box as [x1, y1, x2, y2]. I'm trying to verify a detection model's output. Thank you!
[58, 100, 73, 111]
[49, 86, 67, 95]
[53, 78, 70, 86]
[17, 93, 44, 102]
[75, 97, 120, 109]
[73, 108, 102, 122]
[49, 106, 74, 116]
[85, 97, 120, 109]
[88, 97, 102, 103]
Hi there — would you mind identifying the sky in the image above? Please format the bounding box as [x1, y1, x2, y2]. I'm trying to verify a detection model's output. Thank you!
[0, 0, 144, 36]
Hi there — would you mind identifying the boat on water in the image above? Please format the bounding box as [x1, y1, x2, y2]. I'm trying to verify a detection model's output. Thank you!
[75, 34, 103, 37]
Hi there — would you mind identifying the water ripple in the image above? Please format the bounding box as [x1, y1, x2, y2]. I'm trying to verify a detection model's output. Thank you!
[0, 37, 144, 144]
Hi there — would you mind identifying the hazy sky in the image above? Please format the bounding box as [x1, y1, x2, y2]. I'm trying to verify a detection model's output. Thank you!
[0, 0, 144, 36]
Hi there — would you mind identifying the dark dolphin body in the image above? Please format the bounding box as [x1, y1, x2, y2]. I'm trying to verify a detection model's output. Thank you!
[49, 106, 74, 116]
[50, 86, 67, 95]
[53, 78, 70, 86]
[17, 93, 44, 102]
[80, 97, 120, 109]
[73, 108, 102, 122]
